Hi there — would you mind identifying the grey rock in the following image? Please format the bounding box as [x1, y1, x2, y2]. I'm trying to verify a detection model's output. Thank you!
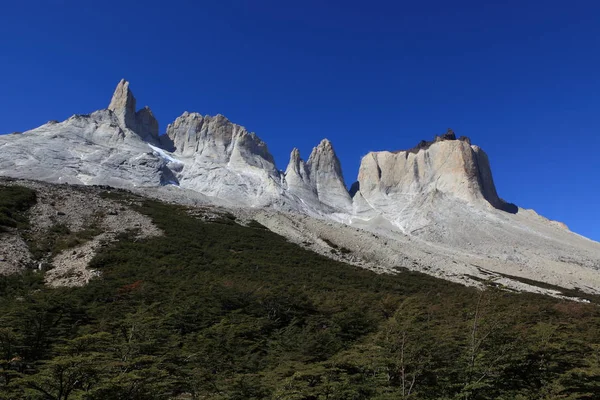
[306, 139, 352, 211]
[166, 112, 284, 207]
[107, 79, 159, 143]
[0, 109, 170, 188]
[135, 106, 159, 142]
[1, 79, 600, 295]
[284, 147, 314, 199]
[108, 79, 137, 130]
[283, 140, 352, 212]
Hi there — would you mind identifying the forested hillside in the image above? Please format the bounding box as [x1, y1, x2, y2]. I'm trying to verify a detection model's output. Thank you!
[1, 185, 599, 399]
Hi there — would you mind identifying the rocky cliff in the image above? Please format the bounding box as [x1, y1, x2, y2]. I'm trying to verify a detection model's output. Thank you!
[351, 133, 518, 229]
[164, 111, 283, 206]
[0, 79, 566, 221]
[1, 79, 599, 296]
[0, 81, 174, 187]
[108, 79, 160, 143]
[284, 140, 352, 212]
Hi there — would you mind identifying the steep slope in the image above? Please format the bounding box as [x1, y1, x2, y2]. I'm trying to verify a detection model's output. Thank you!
[283, 139, 352, 212]
[351, 133, 515, 231]
[0, 80, 599, 295]
[164, 112, 284, 207]
[2, 180, 600, 400]
[344, 133, 600, 293]
[0, 81, 174, 187]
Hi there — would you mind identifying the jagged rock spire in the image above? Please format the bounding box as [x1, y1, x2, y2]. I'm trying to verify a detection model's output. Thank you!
[284, 148, 315, 199]
[307, 139, 344, 179]
[285, 148, 310, 183]
[108, 79, 159, 142]
[108, 79, 137, 129]
[307, 139, 352, 210]
[283, 139, 351, 211]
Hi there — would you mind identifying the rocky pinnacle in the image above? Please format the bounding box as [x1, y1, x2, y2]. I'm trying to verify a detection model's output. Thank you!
[108, 79, 159, 142]
[108, 79, 137, 129]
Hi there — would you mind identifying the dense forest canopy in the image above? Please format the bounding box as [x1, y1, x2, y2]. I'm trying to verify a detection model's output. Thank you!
[0, 185, 599, 399]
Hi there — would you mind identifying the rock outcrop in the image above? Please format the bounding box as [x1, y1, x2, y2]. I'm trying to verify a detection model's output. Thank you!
[352, 135, 518, 227]
[108, 79, 137, 129]
[108, 79, 159, 143]
[348, 134, 529, 249]
[167, 112, 275, 169]
[284, 148, 314, 200]
[0, 81, 172, 187]
[306, 139, 352, 210]
[165, 112, 283, 206]
[356, 138, 488, 206]
[2, 79, 600, 297]
[283, 140, 351, 211]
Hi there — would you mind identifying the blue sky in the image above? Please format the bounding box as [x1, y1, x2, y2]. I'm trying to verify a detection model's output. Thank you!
[1, 1, 599, 240]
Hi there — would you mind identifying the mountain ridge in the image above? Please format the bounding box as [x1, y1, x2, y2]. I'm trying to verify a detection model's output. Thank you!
[0, 79, 538, 221]
[1, 79, 599, 295]
[0, 78, 588, 237]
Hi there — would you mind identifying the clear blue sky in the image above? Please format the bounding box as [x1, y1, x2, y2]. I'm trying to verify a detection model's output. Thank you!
[1, 1, 599, 241]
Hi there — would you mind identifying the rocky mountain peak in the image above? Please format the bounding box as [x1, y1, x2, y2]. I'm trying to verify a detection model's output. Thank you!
[108, 79, 137, 128]
[166, 112, 275, 166]
[307, 139, 338, 169]
[286, 148, 306, 175]
[107, 79, 159, 142]
[163, 111, 283, 206]
[135, 106, 159, 141]
[307, 139, 344, 182]
[306, 139, 352, 210]
[284, 148, 312, 195]
[353, 133, 519, 234]
[289, 147, 301, 162]
[165, 112, 205, 155]
[317, 138, 334, 149]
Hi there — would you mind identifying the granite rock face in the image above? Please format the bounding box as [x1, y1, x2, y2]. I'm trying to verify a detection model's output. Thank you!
[284, 148, 315, 202]
[351, 137, 517, 232]
[108, 79, 160, 143]
[2, 79, 600, 295]
[107, 79, 137, 130]
[283, 140, 352, 212]
[306, 139, 352, 211]
[165, 112, 284, 207]
[356, 139, 491, 207]
[0, 81, 173, 187]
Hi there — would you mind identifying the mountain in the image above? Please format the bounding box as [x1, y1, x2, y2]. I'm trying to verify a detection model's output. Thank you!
[2, 181, 600, 400]
[1, 80, 599, 295]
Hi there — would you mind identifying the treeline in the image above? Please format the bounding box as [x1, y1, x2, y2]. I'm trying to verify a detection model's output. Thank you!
[0, 186, 599, 399]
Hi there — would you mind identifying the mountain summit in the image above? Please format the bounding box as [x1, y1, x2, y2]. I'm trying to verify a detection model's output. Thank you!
[1, 80, 598, 294]
[108, 79, 159, 143]
[352, 134, 518, 233]
[284, 139, 352, 212]
[0, 79, 513, 218]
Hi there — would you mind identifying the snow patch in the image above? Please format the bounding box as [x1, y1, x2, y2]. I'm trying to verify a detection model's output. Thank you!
[148, 144, 183, 165]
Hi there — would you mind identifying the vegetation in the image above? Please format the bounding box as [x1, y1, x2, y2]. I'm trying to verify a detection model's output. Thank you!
[0, 186, 599, 399]
[0, 185, 36, 232]
[26, 220, 103, 261]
